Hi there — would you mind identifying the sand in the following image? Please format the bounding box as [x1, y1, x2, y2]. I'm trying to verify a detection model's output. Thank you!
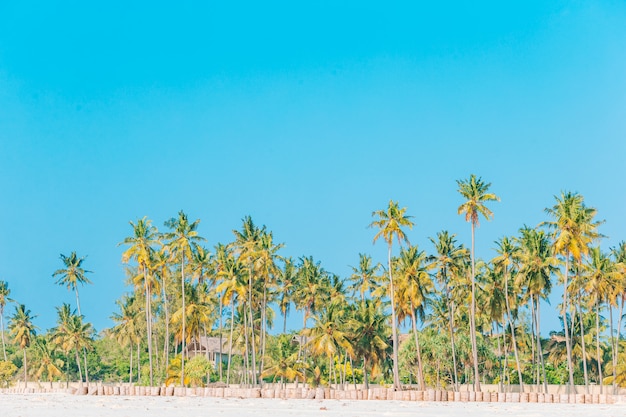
[0, 394, 624, 417]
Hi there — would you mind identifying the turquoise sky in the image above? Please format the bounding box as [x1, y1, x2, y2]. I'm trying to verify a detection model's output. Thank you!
[1, 1, 625, 334]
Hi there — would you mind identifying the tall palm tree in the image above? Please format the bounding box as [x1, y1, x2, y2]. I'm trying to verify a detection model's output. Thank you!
[516, 226, 557, 392]
[394, 245, 434, 390]
[54, 312, 94, 387]
[610, 242, 626, 392]
[120, 217, 160, 386]
[277, 257, 297, 333]
[492, 236, 524, 391]
[0, 280, 12, 361]
[544, 191, 602, 391]
[456, 174, 499, 391]
[8, 304, 37, 388]
[110, 294, 142, 384]
[164, 211, 204, 386]
[585, 246, 618, 393]
[370, 200, 414, 390]
[430, 231, 467, 390]
[52, 252, 92, 316]
[52, 251, 92, 383]
[348, 299, 389, 389]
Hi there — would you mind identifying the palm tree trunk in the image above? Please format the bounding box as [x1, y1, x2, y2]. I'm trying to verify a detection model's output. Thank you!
[387, 243, 402, 391]
[504, 268, 523, 392]
[469, 222, 481, 392]
[181, 253, 186, 387]
[530, 297, 536, 387]
[162, 274, 170, 375]
[75, 348, 83, 388]
[362, 357, 369, 390]
[410, 306, 425, 390]
[1, 310, 7, 362]
[226, 298, 235, 385]
[143, 266, 154, 386]
[610, 303, 617, 393]
[595, 299, 603, 394]
[75, 287, 90, 385]
[129, 342, 133, 384]
[219, 295, 223, 381]
[536, 296, 547, 393]
[447, 294, 459, 391]
[23, 349, 27, 388]
[578, 293, 589, 393]
[562, 255, 575, 392]
[247, 265, 258, 385]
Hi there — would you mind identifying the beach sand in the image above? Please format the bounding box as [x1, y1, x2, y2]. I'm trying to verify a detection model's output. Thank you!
[0, 394, 624, 417]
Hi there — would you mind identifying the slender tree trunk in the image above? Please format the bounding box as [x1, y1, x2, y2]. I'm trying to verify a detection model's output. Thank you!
[260, 286, 268, 385]
[610, 303, 617, 393]
[247, 265, 258, 385]
[469, 222, 481, 392]
[410, 306, 425, 390]
[595, 299, 603, 393]
[129, 342, 133, 384]
[387, 243, 402, 391]
[362, 358, 369, 390]
[578, 293, 589, 393]
[562, 255, 575, 392]
[75, 288, 90, 385]
[181, 253, 186, 387]
[226, 298, 235, 385]
[23, 349, 27, 388]
[142, 266, 154, 386]
[137, 343, 141, 382]
[530, 297, 536, 386]
[536, 297, 547, 393]
[162, 273, 170, 374]
[75, 349, 83, 388]
[503, 267, 523, 392]
[0, 310, 7, 361]
[446, 292, 459, 391]
[219, 295, 223, 381]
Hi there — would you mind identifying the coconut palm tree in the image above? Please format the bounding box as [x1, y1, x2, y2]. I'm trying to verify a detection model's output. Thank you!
[164, 211, 205, 386]
[585, 246, 619, 393]
[348, 254, 381, 302]
[394, 245, 434, 390]
[430, 231, 467, 390]
[120, 217, 160, 386]
[456, 174, 499, 391]
[0, 280, 12, 361]
[277, 257, 297, 333]
[544, 191, 603, 391]
[55, 312, 94, 387]
[370, 200, 414, 390]
[8, 304, 37, 387]
[516, 226, 557, 392]
[610, 242, 626, 392]
[52, 252, 92, 316]
[32, 335, 63, 388]
[348, 299, 389, 389]
[110, 294, 142, 384]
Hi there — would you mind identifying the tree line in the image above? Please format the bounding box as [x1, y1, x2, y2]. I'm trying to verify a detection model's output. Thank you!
[1, 174, 625, 393]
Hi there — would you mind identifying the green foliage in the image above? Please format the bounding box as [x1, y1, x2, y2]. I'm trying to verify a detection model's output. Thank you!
[0, 360, 17, 387]
[185, 355, 213, 387]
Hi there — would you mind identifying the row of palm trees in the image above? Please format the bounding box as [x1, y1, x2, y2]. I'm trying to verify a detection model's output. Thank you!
[1, 174, 625, 391]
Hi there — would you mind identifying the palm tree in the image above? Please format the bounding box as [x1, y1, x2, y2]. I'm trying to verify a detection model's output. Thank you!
[110, 295, 142, 384]
[348, 254, 381, 302]
[55, 313, 94, 387]
[52, 252, 92, 315]
[585, 246, 618, 393]
[164, 210, 204, 386]
[8, 304, 37, 388]
[0, 280, 12, 361]
[120, 217, 160, 386]
[544, 191, 602, 391]
[52, 251, 92, 383]
[277, 258, 297, 333]
[430, 231, 467, 390]
[492, 236, 524, 391]
[456, 174, 499, 391]
[516, 226, 557, 392]
[394, 245, 434, 390]
[348, 299, 389, 389]
[261, 334, 304, 387]
[370, 200, 414, 390]
[610, 242, 626, 392]
[32, 335, 63, 388]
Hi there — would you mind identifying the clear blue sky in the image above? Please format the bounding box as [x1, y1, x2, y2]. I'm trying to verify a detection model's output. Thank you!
[1, 1, 625, 335]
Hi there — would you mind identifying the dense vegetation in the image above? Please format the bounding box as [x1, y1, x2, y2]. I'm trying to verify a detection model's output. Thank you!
[1, 174, 625, 392]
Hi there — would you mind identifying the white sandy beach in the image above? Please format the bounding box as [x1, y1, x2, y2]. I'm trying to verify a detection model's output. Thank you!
[0, 394, 624, 417]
